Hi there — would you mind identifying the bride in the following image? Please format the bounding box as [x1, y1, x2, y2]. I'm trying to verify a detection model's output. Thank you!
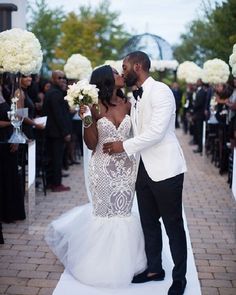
[45, 65, 147, 288]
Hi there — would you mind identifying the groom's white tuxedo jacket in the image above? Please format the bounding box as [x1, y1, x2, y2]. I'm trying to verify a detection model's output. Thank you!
[123, 77, 187, 182]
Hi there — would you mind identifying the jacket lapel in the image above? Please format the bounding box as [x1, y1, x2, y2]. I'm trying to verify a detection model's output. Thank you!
[130, 97, 138, 135]
[137, 81, 153, 132]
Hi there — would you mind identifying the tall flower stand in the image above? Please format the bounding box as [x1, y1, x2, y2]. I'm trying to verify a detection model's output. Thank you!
[26, 140, 36, 231]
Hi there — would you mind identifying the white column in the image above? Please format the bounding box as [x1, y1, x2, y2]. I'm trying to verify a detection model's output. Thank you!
[27, 140, 36, 232]
[202, 121, 206, 156]
[232, 148, 236, 201]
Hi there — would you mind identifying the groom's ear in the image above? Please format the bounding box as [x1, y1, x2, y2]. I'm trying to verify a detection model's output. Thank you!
[134, 63, 141, 72]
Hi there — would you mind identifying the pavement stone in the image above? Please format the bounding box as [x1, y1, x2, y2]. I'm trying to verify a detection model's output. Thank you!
[0, 129, 235, 295]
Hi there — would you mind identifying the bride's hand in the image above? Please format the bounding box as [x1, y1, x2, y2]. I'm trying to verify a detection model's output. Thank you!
[103, 141, 124, 154]
[79, 104, 90, 120]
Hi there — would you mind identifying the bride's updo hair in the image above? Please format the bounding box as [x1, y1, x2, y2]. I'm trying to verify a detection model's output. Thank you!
[90, 65, 125, 110]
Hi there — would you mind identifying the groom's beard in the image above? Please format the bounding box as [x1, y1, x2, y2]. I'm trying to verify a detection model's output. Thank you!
[125, 71, 138, 87]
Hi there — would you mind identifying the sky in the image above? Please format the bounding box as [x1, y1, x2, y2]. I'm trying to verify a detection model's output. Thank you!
[41, 0, 223, 46]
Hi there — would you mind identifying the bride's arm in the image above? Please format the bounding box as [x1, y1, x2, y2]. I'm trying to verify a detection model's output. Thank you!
[81, 105, 98, 150]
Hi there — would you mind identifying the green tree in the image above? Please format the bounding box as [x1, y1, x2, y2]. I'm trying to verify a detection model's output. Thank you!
[27, 0, 65, 74]
[55, 0, 130, 67]
[173, 0, 236, 65]
[211, 0, 236, 61]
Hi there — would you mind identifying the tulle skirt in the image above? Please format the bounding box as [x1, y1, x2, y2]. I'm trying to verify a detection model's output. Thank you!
[45, 203, 147, 288]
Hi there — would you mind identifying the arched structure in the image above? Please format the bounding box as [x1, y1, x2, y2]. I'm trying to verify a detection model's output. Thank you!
[119, 32, 174, 60]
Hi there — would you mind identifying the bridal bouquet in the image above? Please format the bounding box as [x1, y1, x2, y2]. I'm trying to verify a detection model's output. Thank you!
[65, 79, 99, 125]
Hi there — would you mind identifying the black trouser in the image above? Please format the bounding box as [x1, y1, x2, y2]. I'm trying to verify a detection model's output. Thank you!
[194, 119, 204, 152]
[136, 160, 187, 281]
[46, 137, 64, 186]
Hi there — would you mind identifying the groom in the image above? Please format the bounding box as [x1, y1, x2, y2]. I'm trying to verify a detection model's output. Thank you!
[103, 51, 187, 295]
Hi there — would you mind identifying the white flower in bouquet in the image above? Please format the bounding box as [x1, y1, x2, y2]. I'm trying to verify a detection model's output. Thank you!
[65, 79, 99, 125]
[202, 58, 230, 84]
[104, 60, 123, 74]
[0, 28, 42, 75]
[177, 61, 203, 84]
[64, 54, 92, 80]
[229, 44, 236, 77]
[65, 79, 99, 108]
[150, 60, 179, 72]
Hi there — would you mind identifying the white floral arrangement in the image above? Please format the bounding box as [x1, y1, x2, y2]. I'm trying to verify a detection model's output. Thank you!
[150, 60, 179, 72]
[0, 28, 43, 75]
[177, 61, 203, 84]
[202, 58, 230, 84]
[229, 44, 236, 77]
[64, 54, 92, 80]
[104, 60, 123, 74]
[65, 79, 99, 108]
[104, 59, 179, 73]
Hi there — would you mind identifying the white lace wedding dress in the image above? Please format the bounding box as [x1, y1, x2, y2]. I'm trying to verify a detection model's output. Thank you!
[45, 114, 147, 288]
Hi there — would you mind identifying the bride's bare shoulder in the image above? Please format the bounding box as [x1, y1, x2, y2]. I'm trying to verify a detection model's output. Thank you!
[125, 99, 132, 114]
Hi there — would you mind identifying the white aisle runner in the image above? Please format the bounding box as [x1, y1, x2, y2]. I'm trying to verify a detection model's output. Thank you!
[53, 212, 201, 295]
[53, 146, 201, 294]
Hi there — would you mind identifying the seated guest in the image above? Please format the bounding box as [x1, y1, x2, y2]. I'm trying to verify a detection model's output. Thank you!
[215, 83, 234, 173]
[226, 78, 236, 149]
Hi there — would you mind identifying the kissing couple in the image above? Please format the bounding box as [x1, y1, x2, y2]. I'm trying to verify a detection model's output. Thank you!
[45, 51, 188, 295]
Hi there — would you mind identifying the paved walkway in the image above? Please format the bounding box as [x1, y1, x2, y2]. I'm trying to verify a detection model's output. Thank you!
[0, 130, 235, 295]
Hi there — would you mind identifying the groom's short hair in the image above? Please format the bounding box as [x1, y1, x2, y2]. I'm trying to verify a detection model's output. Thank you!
[125, 51, 151, 72]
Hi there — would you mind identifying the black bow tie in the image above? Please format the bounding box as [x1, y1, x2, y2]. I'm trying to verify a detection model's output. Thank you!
[132, 87, 143, 100]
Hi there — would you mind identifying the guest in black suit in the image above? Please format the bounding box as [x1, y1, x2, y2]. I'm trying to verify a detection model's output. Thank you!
[192, 79, 207, 154]
[43, 70, 71, 192]
[171, 82, 182, 128]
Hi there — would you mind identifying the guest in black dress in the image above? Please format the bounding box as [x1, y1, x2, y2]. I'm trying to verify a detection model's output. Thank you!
[15, 75, 44, 139]
[0, 87, 26, 223]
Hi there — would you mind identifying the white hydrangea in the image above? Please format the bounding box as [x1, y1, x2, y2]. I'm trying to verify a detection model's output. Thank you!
[0, 28, 42, 75]
[202, 58, 230, 84]
[150, 60, 179, 72]
[229, 44, 236, 77]
[104, 60, 123, 74]
[64, 54, 92, 80]
[177, 61, 203, 84]
[104, 59, 179, 74]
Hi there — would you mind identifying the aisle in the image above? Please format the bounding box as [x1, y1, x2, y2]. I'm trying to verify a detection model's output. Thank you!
[178, 129, 236, 295]
[0, 130, 235, 295]
[53, 212, 201, 295]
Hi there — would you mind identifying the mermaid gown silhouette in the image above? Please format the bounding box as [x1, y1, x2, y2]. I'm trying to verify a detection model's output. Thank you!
[45, 115, 147, 288]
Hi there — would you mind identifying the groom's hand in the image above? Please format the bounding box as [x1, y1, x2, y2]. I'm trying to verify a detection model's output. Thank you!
[103, 141, 124, 154]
